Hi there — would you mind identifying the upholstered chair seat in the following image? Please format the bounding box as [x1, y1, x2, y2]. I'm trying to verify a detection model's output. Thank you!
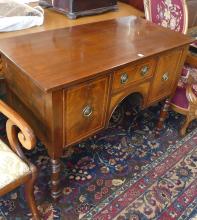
[172, 64, 197, 107]
[171, 86, 189, 110]
[171, 82, 197, 107]
[171, 65, 197, 135]
[0, 139, 30, 190]
[171, 71, 197, 135]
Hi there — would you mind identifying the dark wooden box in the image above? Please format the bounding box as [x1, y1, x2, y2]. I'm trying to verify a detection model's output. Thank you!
[39, 0, 118, 19]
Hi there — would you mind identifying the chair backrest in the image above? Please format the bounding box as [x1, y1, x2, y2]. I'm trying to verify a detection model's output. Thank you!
[143, 0, 188, 34]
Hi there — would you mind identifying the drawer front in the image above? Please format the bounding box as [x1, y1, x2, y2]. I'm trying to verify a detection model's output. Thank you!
[64, 76, 109, 145]
[148, 50, 182, 103]
[112, 58, 156, 92]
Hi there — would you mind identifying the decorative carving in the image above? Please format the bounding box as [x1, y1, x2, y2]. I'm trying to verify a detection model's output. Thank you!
[0, 100, 40, 219]
[0, 99, 36, 159]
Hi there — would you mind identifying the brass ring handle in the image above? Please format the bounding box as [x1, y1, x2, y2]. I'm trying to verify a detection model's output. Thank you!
[140, 65, 149, 76]
[83, 105, 93, 117]
[162, 72, 169, 81]
[120, 73, 128, 84]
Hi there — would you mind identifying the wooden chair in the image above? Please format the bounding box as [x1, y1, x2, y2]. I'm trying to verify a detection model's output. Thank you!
[0, 100, 40, 219]
[143, 0, 197, 135]
[144, 0, 188, 34]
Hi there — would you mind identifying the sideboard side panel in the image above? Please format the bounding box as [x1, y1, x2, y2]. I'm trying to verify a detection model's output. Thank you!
[3, 57, 54, 152]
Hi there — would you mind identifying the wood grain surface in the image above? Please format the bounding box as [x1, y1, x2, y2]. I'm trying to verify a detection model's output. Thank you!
[0, 15, 193, 199]
[0, 2, 144, 40]
[0, 16, 193, 92]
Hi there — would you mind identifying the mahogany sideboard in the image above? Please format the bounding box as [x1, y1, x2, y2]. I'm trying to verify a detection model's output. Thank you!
[0, 16, 193, 199]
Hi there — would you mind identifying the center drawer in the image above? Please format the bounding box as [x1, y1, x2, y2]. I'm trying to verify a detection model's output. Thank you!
[112, 57, 156, 92]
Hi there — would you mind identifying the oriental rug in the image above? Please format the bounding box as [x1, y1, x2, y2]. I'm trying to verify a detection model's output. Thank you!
[0, 102, 197, 220]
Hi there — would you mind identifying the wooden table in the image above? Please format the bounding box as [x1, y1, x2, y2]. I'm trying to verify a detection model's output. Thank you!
[0, 1, 143, 97]
[0, 2, 144, 40]
[0, 16, 193, 199]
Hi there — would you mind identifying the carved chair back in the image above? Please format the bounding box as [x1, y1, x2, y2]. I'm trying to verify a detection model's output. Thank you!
[143, 0, 188, 34]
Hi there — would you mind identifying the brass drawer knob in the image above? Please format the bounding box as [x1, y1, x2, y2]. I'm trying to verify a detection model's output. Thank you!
[140, 65, 149, 76]
[83, 105, 93, 117]
[120, 73, 128, 84]
[162, 72, 169, 81]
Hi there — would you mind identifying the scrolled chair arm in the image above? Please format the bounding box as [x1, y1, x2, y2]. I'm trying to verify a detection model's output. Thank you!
[0, 100, 36, 159]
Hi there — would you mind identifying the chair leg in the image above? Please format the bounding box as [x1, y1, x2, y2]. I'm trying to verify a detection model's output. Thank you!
[24, 165, 40, 220]
[155, 98, 170, 135]
[180, 114, 194, 136]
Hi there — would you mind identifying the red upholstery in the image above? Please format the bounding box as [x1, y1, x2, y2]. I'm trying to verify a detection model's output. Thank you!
[144, 0, 188, 34]
[171, 66, 197, 109]
[144, 0, 197, 113]
[171, 86, 189, 109]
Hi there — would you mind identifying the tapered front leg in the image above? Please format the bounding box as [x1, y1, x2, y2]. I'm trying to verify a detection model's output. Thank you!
[51, 159, 62, 200]
[155, 98, 171, 135]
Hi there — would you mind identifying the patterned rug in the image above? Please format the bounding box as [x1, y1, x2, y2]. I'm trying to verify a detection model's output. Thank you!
[0, 100, 197, 220]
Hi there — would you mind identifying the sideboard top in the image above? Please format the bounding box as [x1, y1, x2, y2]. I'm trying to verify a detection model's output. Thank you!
[0, 16, 193, 92]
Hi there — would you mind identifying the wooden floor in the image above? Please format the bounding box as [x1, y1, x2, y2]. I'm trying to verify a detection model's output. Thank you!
[0, 2, 144, 40]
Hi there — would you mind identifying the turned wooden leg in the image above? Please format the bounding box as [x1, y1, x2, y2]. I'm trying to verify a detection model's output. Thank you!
[155, 98, 171, 135]
[25, 165, 40, 220]
[51, 159, 62, 200]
